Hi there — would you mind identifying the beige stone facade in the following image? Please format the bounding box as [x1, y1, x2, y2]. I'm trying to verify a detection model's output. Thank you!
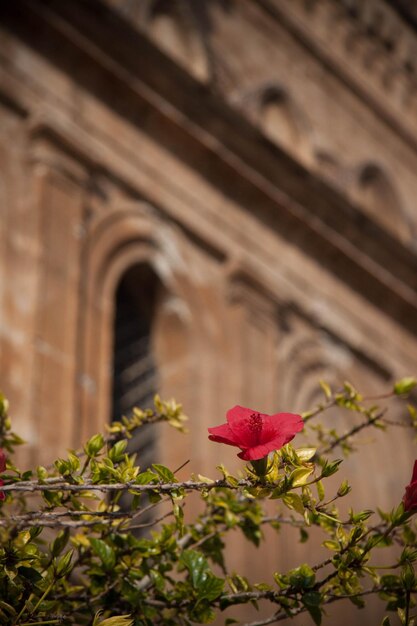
[1, 1, 417, 622]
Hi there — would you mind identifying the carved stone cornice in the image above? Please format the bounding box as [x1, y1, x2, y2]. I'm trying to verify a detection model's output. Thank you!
[102, 0, 417, 143]
[258, 0, 417, 141]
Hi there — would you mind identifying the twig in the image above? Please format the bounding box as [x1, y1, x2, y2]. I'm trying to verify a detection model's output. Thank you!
[318, 410, 386, 455]
[0, 478, 234, 494]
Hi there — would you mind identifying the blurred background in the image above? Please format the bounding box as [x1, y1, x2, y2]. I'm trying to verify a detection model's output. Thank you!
[1, 0, 417, 623]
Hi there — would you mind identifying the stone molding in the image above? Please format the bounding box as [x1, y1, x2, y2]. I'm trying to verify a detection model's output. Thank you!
[258, 0, 417, 138]
[103, 0, 417, 141]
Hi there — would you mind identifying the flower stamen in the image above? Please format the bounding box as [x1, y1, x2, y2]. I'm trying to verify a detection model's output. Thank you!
[249, 412, 262, 433]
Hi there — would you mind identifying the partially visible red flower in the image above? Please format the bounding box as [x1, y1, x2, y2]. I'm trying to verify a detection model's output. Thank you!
[208, 405, 303, 461]
[0, 449, 6, 473]
[0, 449, 6, 501]
[403, 460, 417, 512]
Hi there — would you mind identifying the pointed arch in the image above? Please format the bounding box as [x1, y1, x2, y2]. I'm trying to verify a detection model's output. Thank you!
[146, 0, 209, 81]
[356, 163, 412, 242]
[253, 84, 312, 162]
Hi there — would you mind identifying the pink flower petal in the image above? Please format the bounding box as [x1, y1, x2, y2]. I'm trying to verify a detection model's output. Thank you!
[238, 442, 280, 461]
[261, 413, 304, 445]
[208, 423, 239, 447]
[411, 460, 417, 484]
[404, 461, 417, 512]
[0, 449, 6, 473]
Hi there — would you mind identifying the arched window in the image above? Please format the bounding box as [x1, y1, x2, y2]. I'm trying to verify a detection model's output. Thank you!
[111, 264, 160, 468]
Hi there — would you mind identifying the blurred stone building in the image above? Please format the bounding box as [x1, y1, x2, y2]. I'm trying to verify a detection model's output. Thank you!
[1, 0, 417, 622]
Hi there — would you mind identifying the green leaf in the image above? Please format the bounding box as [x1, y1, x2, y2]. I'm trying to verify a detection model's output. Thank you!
[380, 574, 401, 590]
[173, 500, 185, 536]
[200, 573, 225, 600]
[282, 493, 305, 515]
[391, 502, 407, 526]
[290, 466, 314, 487]
[350, 509, 373, 524]
[302, 590, 321, 606]
[85, 433, 105, 457]
[401, 562, 415, 590]
[90, 538, 116, 570]
[135, 469, 158, 484]
[319, 380, 332, 399]
[321, 459, 342, 478]
[152, 464, 176, 483]
[289, 564, 315, 589]
[181, 549, 209, 589]
[295, 448, 316, 462]
[51, 529, 70, 557]
[302, 591, 322, 626]
[305, 604, 322, 626]
[17, 566, 43, 583]
[93, 612, 133, 626]
[216, 464, 238, 487]
[68, 451, 81, 471]
[109, 439, 127, 462]
[316, 480, 325, 502]
[180, 549, 222, 596]
[189, 600, 215, 624]
[55, 549, 74, 577]
[394, 377, 417, 396]
[37, 466, 48, 481]
[337, 480, 351, 497]
[29, 526, 43, 540]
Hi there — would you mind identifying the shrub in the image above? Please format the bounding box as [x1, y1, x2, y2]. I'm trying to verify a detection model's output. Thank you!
[0, 380, 416, 625]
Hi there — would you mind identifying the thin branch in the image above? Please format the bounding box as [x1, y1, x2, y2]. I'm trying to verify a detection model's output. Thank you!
[318, 410, 386, 455]
[302, 398, 338, 423]
[0, 478, 232, 494]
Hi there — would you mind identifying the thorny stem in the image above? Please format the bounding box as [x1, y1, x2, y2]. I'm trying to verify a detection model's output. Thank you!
[0, 478, 233, 494]
[19, 621, 62, 626]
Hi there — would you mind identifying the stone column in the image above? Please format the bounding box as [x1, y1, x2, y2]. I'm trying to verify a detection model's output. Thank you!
[30, 136, 88, 464]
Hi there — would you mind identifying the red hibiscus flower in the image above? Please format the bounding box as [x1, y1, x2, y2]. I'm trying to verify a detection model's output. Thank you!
[208, 405, 303, 461]
[0, 448, 6, 501]
[403, 460, 417, 512]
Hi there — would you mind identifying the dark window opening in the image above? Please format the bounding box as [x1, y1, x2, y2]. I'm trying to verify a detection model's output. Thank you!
[111, 265, 160, 519]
